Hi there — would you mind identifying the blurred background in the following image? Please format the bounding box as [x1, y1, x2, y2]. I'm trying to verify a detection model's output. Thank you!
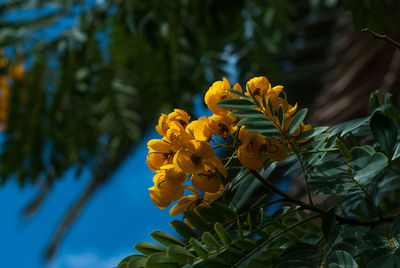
[0, 0, 399, 267]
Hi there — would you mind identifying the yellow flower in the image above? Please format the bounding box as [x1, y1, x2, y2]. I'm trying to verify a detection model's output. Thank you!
[169, 195, 201, 216]
[186, 117, 212, 142]
[245, 76, 270, 100]
[262, 138, 287, 162]
[146, 139, 175, 172]
[267, 85, 283, 105]
[155, 113, 168, 137]
[169, 186, 225, 221]
[237, 131, 287, 169]
[203, 185, 224, 201]
[149, 172, 185, 209]
[155, 109, 190, 137]
[166, 121, 194, 150]
[204, 78, 242, 116]
[237, 132, 265, 170]
[168, 109, 190, 127]
[159, 164, 186, 184]
[208, 114, 236, 137]
[191, 162, 223, 193]
[174, 140, 227, 178]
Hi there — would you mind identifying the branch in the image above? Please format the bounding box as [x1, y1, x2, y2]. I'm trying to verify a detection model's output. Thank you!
[250, 169, 398, 226]
[362, 28, 400, 50]
[249, 169, 324, 214]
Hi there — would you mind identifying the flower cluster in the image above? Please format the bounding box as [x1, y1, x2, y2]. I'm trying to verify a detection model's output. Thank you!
[146, 76, 312, 218]
[0, 50, 25, 125]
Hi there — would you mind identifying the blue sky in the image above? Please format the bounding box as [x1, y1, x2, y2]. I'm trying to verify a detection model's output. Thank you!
[0, 129, 179, 268]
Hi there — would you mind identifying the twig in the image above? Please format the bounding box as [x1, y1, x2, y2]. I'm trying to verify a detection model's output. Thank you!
[250, 169, 398, 226]
[362, 28, 400, 50]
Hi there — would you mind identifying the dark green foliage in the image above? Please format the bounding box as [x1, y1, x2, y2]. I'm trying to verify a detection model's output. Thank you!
[120, 92, 400, 267]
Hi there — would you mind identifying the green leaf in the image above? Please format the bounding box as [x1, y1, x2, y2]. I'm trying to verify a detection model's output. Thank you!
[260, 132, 286, 139]
[329, 117, 370, 137]
[235, 239, 258, 252]
[230, 109, 265, 118]
[322, 207, 339, 245]
[238, 118, 273, 127]
[391, 217, 400, 241]
[145, 252, 179, 268]
[392, 142, 400, 160]
[150, 231, 184, 247]
[183, 211, 211, 232]
[350, 146, 375, 169]
[366, 257, 396, 268]
[214, 222, 232, 247]
[230, 164, 276, 212]
[277, 104, 285, 129]
[228, 89, 251, 100]
[217, 98, 257, 110]
[245, 125, 278, 133]
[295, 126, 328, 141]
[335, 138, 352, 161]
[261, 91, 268, 112]
[169, 220, 197, 240]
[267, 97, 275, 116]
[370, 113, 398, 155]
[117, 255, 147, 268]
[209, 202, 237, 220]
[288, 108, 308, 135]
[189, 238, 209, 259]
[197, 206, 224, 224]
[134, 242, 166, 255]
[167, 245, 194, 265]
[331, 242, 357, 256]
[246, 213, 254, 233]
[279, 243, 320, 262]
[326, 250, 358, 268]
[353, 152, 388, 185]
[202, 232, 221, 252]
[369, 90, 381, 112]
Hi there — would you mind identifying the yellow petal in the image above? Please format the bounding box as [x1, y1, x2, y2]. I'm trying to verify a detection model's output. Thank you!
[191, 171, 220, 193]
[169, 195, 199, 216]
[186, 117, 212, 142]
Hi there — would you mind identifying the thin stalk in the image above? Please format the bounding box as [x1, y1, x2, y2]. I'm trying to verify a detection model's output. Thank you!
[253, 94, 314, 206]
[250, 169, 398, 226]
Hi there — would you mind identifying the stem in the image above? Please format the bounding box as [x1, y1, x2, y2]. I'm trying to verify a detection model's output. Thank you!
[291, 142, 314, 206]
[250, 169, 323, 213]
[362, 28, 400, 50]
[250, 169, 398, 226]
[254, 96, 314, 206]
[224, 149, 238, 168]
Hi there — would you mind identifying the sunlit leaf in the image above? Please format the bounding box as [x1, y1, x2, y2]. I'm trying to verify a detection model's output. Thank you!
[134, 242, 166, 255]
[150, 231, 184, 247]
